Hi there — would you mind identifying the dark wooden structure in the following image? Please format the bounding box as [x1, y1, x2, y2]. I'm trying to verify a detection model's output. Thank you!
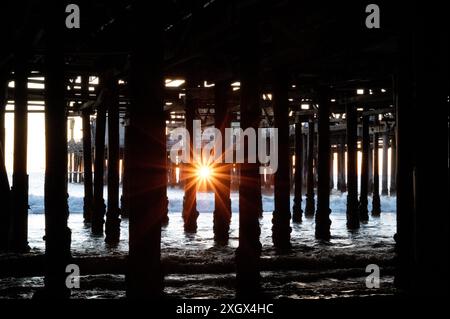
[0, 0, 447, 299]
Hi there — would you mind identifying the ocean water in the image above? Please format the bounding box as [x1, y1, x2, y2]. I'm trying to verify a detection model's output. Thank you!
[23, 171, 396, 255]
[1, 172, 397, 299]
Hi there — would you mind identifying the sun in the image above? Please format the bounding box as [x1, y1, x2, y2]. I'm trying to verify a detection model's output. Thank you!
[197, 165, 212, 180]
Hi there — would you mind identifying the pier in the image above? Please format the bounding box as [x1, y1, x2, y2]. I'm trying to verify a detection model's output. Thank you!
[0, 1, 448, 300]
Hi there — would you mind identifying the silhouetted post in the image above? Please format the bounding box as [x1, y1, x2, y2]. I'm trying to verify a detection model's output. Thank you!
[0, 74, 9, 250]
[126, 2, 165, 298]
[68, 119, 75, 183]
[304, 120, 315, 216]
[105, 72, 121, 244]
[182, 81, 199, 232]
[78, 154, 83, 183]
[10, 54, 29, 252]
[315, 87, 332, 240]
[255, 161, 263, 218]
[289, 150, 294, 192]
[394, 29, 415, 290]
[381, 127, 389, 195]
[329, 150, 334, 190]
[0, 74, 6, 161]
[162, 149, 169, 226]
[121, 117, 130, 218]
[302, 134, 308, 190]
[345, 104, 359, 229]
[368, 137, 373, 194]
[213, 81, 232, 244]
[72, 153, 78, 183]
[292, 122, 303, 223]
[372, 132, 381, 215]
[390, 133, 396, 195]
[358, 113, 370, 222]
[0, 141, 10, 250]
[92, 94, 107, 234]
[81, 78, 93, 223]
[40, 6, 71, 296]
[236, 21, 262, 295]
[313, 138, 318, 188]
[337, 135, 346, 192]
[394, 6, 448, 293]
[272, 71, 291, 250]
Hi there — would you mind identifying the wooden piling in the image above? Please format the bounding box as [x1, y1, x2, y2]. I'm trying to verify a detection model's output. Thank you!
[10, 54, 29, 252]
[236, 22, 262, 295]
[0, 140, 10, 250]
[302, 134, 308, 190]
[337, 135, 347, 192]
[182, 81, 199, 233]
[81, 77, 93, 223]
[372, 132, 381, 215]
[292, 122, 303, 223]
[345, 103, 360, 229]
[105, 71, 121, 244]
[358, 112, 370, 222]
[315, 87, 332, 239]
[0, 75, 9, 250]
[390, 133, 396, 195]
[126, 1, 165, 298]
[272, 71, 292, 250]
[0, 74, 7, 161]
[304, 120, 315, 216]
[329, 150, 334, 190]
[213, 81, 232, 244]
[368, 137, 374, 194]
[381, 127, 389, 195]
[40, 6, 71, 296]
[92, 94, 107, 234]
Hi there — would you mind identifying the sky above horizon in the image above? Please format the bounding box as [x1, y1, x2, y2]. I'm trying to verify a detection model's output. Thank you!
[3, 112, 83, 173]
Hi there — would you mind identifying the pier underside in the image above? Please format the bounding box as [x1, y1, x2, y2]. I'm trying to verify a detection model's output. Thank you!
[0, 0, 448, 306]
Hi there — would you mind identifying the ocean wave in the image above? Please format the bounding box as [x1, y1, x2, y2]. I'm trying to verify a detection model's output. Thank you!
[28, 189, 397, 214]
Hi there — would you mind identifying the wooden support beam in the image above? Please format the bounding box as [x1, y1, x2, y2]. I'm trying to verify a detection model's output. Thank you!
[213, 80, 232, 244]
[38, 5, 71, 296]
[68, 120, 74, 184]
[236, 23, 262, 295]
[81, 76, 93, 223]
[162, 115, 169, 227]
[381, 128, 389, 195]
[393, 22, 415, 290]
[389, 133, 396, 195]
[0, 139, 10, 250]
[372, 132, 381, 215]
[315, 86, 332, 239]
[126, 1, 165, 298]
[400, 6, 449, 294]
[304, 120, 315, 216]
[292, 122, 303, 223]
[0, 74, 9, 250]
[358, 112, 370, 222]
[329, 150, 334, 190]
[92, 97, 106, 234]
[368, 138, 374, 194]
[302, 133, 308, 190]
[120, 118, 130, 218]
[182, 81, 199, 233]
[272, 71, 292, 249]
[0, 74, 7, 161]
[105, 71, 121, 244]
[10, 53, 29, 252]
[345, 103, 360, 229]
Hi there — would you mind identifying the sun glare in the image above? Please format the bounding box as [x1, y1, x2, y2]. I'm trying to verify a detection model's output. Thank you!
[198, 165, 212, 180]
